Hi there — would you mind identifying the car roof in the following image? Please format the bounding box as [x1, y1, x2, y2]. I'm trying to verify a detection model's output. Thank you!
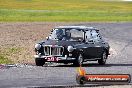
[55, 26, 98, 31]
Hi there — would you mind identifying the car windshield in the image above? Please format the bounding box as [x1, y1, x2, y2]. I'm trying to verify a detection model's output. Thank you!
[49, 28, 84, 41]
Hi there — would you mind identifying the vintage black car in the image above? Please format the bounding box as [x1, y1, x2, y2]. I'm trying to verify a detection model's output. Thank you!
[34, 26, 110, 66]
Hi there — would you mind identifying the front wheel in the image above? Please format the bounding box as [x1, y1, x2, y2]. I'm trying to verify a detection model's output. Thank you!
[73, 54, 83, 67]
[35, 58, 45, 66]
[98, 51, 107, 65]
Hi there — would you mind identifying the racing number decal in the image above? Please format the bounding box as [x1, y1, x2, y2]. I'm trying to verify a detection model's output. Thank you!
[47, 57, 59, 61]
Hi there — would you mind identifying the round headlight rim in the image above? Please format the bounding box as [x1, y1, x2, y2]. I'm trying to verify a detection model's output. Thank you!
[35, 43, 41, 50]
[67, 45, 74, 52]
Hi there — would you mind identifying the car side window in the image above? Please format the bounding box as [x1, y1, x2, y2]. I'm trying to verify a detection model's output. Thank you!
[91, 30, 101, 42]
[85, 30, 92, 42]
[70, 29, 84, 41]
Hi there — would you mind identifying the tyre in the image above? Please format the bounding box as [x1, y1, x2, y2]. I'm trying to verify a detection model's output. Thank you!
[73, 54, 83, 67]
[76, 75, 86, 85]
[98, 51, 107, 65]
[35, 58, 45, 66]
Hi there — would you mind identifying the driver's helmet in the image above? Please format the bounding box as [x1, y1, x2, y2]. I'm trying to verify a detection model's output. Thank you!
[56, 29, 64, 40]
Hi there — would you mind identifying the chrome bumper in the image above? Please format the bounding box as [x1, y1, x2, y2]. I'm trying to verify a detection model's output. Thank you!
[34, 55, 76, 60]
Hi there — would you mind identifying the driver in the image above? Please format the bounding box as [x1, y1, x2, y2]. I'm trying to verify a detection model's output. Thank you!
[56, 29, 64, 40]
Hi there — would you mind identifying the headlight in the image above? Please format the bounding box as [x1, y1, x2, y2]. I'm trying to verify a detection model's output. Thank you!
[35, 44, 41, 50]
[67, 46, 74, 52]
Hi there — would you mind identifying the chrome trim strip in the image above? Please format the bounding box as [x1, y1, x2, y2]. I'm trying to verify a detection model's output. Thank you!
[34, 55, 75, 60]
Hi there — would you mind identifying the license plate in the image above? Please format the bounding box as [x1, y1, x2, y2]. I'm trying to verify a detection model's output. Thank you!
[46, 57, 59, 62]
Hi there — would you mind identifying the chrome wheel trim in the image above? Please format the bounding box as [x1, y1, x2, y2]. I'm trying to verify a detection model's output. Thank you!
[78, 54, 83, 65]
[102, 52, 107, 62]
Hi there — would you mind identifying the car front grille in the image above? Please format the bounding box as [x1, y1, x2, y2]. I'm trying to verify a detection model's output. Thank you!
[44, 45, 64, 56]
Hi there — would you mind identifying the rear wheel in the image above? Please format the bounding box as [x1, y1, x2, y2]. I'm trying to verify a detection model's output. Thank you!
[35, 58, 45, 66]
[73, 54, 83, 67]
[98, 51, 107, 65]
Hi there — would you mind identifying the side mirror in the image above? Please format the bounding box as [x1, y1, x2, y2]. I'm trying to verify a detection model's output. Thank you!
[46, 37, 49, 40]
[78, 38, 83, 42]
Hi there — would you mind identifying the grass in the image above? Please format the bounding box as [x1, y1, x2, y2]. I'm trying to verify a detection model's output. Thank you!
[0, 47, 21, 64]
[0, 0, 132, 21]
[0, 55, 12, 64]
[6, 47, 21, 55]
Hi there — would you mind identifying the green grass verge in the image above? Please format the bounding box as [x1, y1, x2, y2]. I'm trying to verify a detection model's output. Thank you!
[0, 47, 21, 64]
[0, 55, 12, 64]
[0, 9, 131, 22]
[0, 0, 132, 22]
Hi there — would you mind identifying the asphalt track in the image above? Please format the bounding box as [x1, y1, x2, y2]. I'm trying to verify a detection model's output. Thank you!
[0, 22, 132, 88]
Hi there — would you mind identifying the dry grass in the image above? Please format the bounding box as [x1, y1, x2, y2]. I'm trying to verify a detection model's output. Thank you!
[0, 22, 73, 63]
